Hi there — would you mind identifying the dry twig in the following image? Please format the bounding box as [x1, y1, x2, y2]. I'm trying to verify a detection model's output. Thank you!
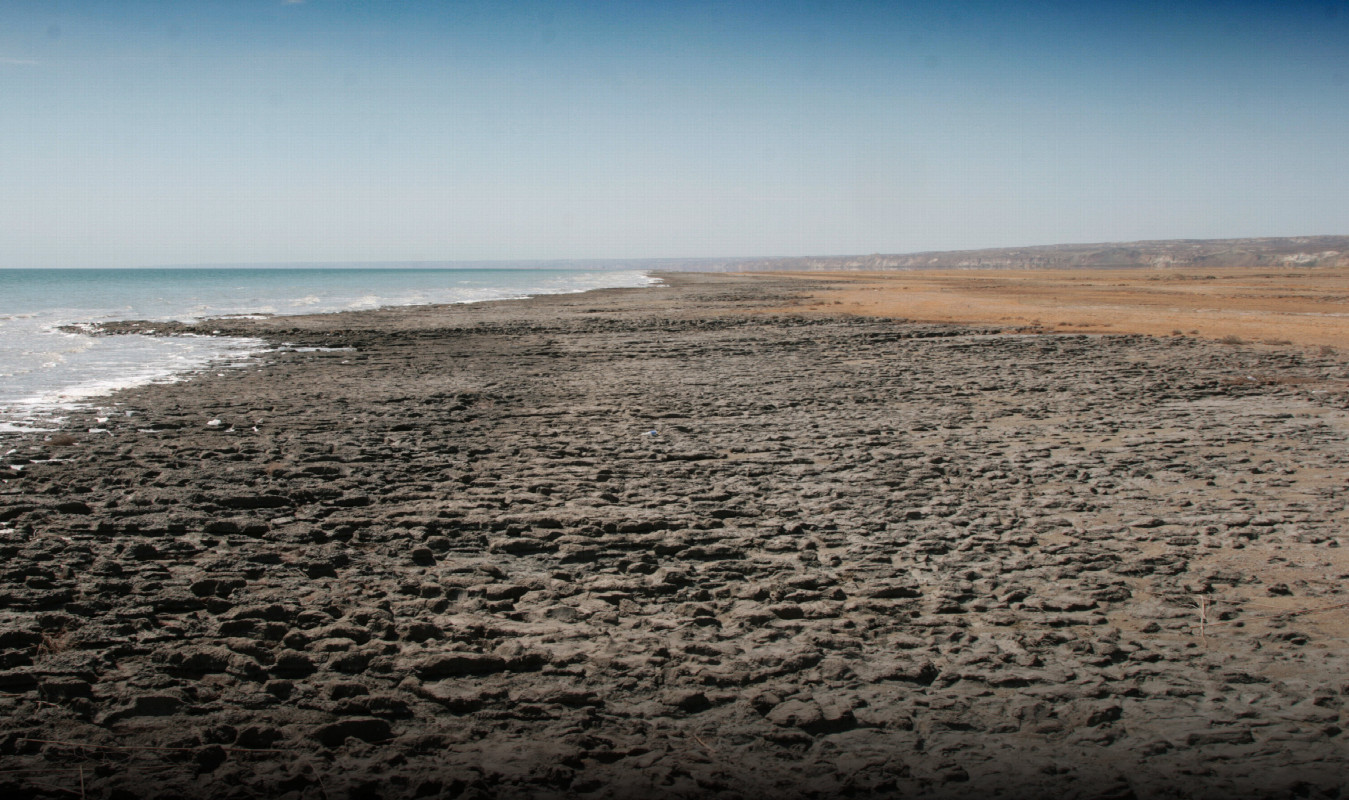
[19, 737, 286, 755]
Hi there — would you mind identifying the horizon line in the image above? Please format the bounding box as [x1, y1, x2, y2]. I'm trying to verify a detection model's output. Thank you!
[3, 233, 1345, 270]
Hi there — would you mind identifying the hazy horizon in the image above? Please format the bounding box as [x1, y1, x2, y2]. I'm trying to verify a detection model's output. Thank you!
[3, 1, 1347, 268]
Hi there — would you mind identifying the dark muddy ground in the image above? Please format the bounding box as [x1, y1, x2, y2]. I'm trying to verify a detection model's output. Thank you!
[2, 274, 1348, 799]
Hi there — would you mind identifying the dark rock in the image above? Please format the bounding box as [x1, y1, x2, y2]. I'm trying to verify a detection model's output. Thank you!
[194, 744, 227, 772]
[38, 679, 92, 702]
[235, 725, 283, 749]
[216, 495, 292, 510]
[766, 699, 823, 730]
[123, 694, 183, 717]
[414, 653, 507, 679]
[329, 651, 374, 674]
[663, 689, 711, 713]
[402, 622, 442, 642]
[172, 647, 234, 674]
[1185, 728, 1255, 746]
[129, 543, 160, 560]
[311, 717, 392, 748]
[271, 651, 317, 677]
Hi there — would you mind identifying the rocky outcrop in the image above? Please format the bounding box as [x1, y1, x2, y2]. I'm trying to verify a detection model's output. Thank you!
[2, 275, 1348, 798]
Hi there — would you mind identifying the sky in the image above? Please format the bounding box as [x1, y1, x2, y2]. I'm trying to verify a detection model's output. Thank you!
[1, 0, 1346, 268]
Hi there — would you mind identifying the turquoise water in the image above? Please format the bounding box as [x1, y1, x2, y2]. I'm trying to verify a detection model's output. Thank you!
[0, 267, 654, 432]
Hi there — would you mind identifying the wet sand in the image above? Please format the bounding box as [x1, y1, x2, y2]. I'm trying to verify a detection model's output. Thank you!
[2, 271, 1348, 799]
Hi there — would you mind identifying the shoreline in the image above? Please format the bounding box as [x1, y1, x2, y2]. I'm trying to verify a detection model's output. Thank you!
[2, 272, 1348, 798]
[0, 268, 658, 435]
[74, 263, 1349, 350]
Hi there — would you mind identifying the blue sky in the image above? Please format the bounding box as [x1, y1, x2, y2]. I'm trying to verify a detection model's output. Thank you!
[1, 1, 1346, 267]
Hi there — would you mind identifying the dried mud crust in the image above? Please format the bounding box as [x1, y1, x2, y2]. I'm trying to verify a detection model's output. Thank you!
[3, 274, 1349, 799]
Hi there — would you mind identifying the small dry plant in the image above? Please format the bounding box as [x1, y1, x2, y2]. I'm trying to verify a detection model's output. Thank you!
[35, 628, 72, 660]
[1191, 595, 1216, 642]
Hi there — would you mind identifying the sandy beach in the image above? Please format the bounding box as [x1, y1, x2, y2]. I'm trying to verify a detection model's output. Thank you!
[2, 270, 1348, 799]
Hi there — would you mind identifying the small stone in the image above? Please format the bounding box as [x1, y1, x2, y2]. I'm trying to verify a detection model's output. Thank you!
[174, 647, 233, 674]
[195, 745, 227, 772]
[330, 651, 374, 674]
[1185, 728, 1254, 746]
[766, 699, 823, 730]
[264, 680, 294, 699]
[129, 543, 160, 561]
[311, 717, 392, 748]
[38, 680, 93, 702]
[403, 622, 443, 642]
[663, 689, 711, 713]
[415, 653, 507, 679]
[235, 725, 283, 749]
[127, 694, 182, 717]
[271, 651, 317, 677]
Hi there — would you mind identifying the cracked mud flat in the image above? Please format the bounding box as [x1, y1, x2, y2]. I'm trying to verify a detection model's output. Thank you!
[2, 273, 1349, 799]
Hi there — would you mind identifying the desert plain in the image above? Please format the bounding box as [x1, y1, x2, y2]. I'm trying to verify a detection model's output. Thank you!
[2, 267, 1349, 799]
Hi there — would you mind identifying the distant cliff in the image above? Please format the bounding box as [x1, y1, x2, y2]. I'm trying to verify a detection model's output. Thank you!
[667, 236, 1349, 272]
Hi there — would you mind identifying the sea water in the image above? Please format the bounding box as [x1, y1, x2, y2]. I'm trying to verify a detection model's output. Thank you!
[0, 267, 655, 433]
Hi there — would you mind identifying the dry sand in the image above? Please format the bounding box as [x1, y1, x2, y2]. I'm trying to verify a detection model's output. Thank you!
[767, 265, 1349, 349]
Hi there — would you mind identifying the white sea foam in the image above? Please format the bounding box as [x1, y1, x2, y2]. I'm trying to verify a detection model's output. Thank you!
[0, 267, 654, 433]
